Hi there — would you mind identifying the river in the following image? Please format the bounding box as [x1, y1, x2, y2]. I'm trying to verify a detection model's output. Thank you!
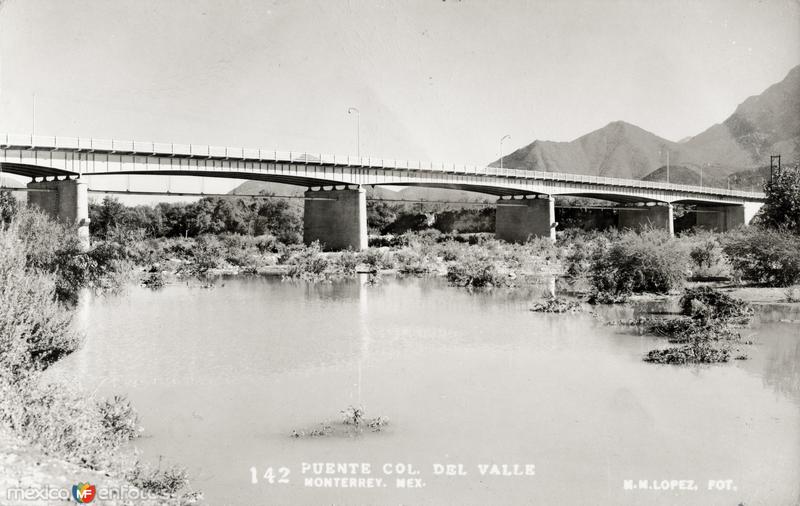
[50, 276, 800, 505]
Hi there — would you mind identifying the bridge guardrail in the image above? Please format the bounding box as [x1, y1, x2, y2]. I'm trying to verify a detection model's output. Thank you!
[0, 133, 765, 200]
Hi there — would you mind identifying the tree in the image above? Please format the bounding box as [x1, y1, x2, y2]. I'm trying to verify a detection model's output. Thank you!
[89, 197, 127, 238]
[759, 167, 800, 234]
[367, 201, 400, 233]
[255, 195, 302, 243]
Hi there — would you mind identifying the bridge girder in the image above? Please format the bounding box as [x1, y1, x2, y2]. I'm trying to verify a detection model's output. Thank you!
[0, 145, 765, 208]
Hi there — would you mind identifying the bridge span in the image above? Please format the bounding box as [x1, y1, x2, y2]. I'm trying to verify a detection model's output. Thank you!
[1, 133, 766, 250]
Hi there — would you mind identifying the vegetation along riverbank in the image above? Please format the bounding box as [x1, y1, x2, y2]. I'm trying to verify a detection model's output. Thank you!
[0, 197, 201, 504]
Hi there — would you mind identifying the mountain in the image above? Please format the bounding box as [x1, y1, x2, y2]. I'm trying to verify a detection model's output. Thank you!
[685, 65, 800, 168]
[231, 180, 492, 210]
[492, 120, 685, 180]
[492, 64, 800, 185]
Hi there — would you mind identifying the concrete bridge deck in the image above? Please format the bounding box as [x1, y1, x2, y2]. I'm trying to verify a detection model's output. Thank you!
[0, 133, 767, 250]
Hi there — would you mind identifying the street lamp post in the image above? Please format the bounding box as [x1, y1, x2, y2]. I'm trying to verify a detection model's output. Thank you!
[658, 148, 672, 183]
[347, 107, 360, 158]
[499, 134, 511, 170]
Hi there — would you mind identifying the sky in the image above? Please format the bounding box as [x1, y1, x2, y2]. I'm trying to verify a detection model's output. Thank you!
[0, 0, 798, 198]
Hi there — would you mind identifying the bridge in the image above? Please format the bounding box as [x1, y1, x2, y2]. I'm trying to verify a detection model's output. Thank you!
[1, 133, 766, 250]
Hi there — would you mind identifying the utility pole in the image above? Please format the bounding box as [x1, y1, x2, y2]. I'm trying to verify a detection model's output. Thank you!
[347, 107, 360, 158]
[770, 155, 781, 183]
[32, 93, 36, 135]
[499, 134, 511, 170]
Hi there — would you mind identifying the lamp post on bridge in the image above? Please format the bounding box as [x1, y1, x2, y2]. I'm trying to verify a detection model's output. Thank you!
[347, 107, 360, 158]
[499, 134, 511, 170]
[659, 148, 671, 183]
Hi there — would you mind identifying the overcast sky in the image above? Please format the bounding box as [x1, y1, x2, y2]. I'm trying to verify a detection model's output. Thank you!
[1, 0, 798, 197]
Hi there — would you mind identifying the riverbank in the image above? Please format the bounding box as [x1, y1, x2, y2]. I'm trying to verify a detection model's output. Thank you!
[0, 427, 147, 506]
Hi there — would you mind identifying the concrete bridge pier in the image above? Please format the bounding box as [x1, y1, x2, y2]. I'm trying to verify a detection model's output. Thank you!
[303, 186, 367, 251]
[26, 178, 90, 250]
[495, 195, 556, 243]
[618, 203, 674, 235]
[695, 205, 745, 232]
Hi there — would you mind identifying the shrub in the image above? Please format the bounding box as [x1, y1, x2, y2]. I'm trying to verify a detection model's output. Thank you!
[722, 228, 800, 286]
[679, 286, 752, 322]
[0, 225, 80, 376]
[127, 461, 194, 498]
[644, 342, 730, 364]
[393, 247, 437, 275]
[283, 242, 348, 281]
[589, 229, 689, 301]
[333, 250, 358, 276]
[684, 232, 729, 279]
[446, 257, 512, 288]
[530, 297, 582, 313]
[0, 380, 142, 470]
[357, 248, 394, 270]
[0, 189, 19, 224]
[193, 234, 226, 272]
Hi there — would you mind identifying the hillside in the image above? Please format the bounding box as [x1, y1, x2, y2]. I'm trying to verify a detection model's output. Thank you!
[686, 65, 800, 169]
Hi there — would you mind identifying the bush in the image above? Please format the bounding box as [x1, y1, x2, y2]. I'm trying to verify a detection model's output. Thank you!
[0, 190, 19, 224]
[679, 286, 752, 322]
[127, 461, 194, 498]
[0, 380, 141, 470]
[357, 248, 394, 270]
[333, 250, 358, 276]
[0, 224, 80, 376]
[530, 297, 582, 313]
[722, 228, 800, 286]
[446, 257, 512, 288]
[683, 232, 729, 279]
[589, 229, 689, 301]
[644, 342, 730, 364]
[193, 234, 226, 272]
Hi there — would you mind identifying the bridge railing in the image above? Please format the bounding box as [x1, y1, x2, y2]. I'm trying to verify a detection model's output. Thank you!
[0, 133, 765, 199]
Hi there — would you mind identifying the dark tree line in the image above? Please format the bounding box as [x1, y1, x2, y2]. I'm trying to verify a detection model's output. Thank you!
[89, 194, 303, 243]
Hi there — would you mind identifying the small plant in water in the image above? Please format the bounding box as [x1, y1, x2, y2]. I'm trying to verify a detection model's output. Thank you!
[530, 296, 582, 313]
[784, 286, 800, 303]
[290, 406, 389, 438]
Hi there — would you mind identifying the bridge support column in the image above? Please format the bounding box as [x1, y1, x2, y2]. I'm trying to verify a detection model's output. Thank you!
[27, 178, 90, 250]
[618, 203, 673, 235]
[495, 196, 556, 243]
[695, 205, 746, 232]
[303, 187, 367, 251]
